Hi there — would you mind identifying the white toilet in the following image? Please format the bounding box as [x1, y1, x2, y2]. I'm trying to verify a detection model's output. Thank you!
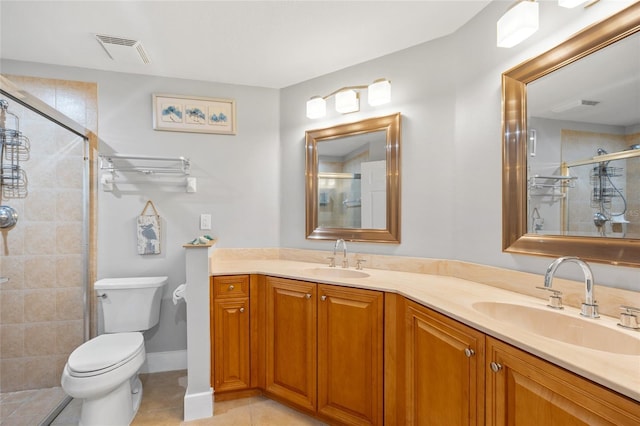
[61, 276, 168, 426]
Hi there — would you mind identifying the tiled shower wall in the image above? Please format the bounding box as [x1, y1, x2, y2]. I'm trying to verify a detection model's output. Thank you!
[0, 76, 97, 392]
[562, 129, 640, 237]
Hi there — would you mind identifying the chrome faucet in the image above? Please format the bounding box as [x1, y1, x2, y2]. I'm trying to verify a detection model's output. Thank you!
[544, 256, 599, 318]
[334, 239, 348, 268]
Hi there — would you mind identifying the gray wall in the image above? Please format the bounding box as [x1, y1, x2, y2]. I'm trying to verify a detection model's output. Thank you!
[2, 0, 637, 356]
[279, 0, 639, 288]
[0, 62, 281, 353]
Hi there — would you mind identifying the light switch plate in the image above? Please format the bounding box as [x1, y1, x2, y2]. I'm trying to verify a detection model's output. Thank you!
[200, 214, 212, 230]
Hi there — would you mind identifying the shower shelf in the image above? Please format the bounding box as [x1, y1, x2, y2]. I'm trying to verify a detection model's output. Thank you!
[0, 99, 30, 198]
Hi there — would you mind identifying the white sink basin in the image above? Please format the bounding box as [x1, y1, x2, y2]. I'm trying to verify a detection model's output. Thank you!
[305, 267, 370, 279]
[473, 301, 640, 355]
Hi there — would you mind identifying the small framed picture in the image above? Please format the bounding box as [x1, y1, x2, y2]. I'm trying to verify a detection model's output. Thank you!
[152, 94, 236, 135]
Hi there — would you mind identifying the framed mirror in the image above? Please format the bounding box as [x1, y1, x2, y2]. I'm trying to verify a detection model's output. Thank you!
[502, 3, 640, 267]
[306, 113, 401, 243]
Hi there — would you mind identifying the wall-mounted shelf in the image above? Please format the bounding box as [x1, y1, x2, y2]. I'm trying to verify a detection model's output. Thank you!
[528, 175, 575, 200]
[528, 175, 576, 190]
[99, 154, 195, 192]
[99, 154, 190, 175]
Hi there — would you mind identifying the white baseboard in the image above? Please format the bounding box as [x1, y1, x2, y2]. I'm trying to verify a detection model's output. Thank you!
[140, 349, 187, 373]
[183, 388, 214, 422]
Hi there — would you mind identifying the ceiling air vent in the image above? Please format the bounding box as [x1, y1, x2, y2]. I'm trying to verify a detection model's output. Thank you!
[95, 34, 151, 64]
[551, 99, 600, 113]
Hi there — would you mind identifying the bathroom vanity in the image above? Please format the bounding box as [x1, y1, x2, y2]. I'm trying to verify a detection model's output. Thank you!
[207, 253, 640, 425]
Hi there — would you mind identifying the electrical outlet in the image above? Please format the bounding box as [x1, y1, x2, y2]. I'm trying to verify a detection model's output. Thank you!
[200, 214, 212, 230]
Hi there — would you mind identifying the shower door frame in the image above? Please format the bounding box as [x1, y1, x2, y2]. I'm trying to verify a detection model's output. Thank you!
[1, 78, 96, 424]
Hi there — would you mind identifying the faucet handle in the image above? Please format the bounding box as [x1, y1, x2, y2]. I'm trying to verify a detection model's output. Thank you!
[327, 256, 336, 268]
[580, 301, 599, 319]
[355, 259, 366, 270]
[618, 306, 640, 330]
[536, 286, 564, 309]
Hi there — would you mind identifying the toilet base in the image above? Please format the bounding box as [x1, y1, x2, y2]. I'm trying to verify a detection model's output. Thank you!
[79, 375, 143, 426]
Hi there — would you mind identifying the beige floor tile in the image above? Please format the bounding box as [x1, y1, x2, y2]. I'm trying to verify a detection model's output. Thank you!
[131, 407, 184, 426]
[249, 399, 326, 425]
[49, 370, 327, 426]
[1, 414, 45, 426]
[183, 405, 252, 425]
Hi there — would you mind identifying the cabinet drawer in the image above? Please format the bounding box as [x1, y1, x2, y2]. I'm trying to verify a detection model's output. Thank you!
[212, 275, 249, 298]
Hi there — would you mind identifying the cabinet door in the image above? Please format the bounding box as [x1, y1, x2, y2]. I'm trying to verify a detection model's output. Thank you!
[265, 277, 317, 412]
[405, 300, 485, 426]
[486, 337, 640, 426]
[213, 297, 250, 392]
[317, 284, 384, 425]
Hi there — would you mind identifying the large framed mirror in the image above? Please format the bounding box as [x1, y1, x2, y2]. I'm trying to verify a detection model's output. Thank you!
[306, 113, 401, 243]
[502, 2, 640, 267]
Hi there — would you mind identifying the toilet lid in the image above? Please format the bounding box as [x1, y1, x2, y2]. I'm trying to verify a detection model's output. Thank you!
[67, 332, 144, 376]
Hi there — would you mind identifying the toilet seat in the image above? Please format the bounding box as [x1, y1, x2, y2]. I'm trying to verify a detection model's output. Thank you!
[67, 332, 144, 378]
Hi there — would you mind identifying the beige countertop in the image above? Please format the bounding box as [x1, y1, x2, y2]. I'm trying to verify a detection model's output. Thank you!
[210, 258, 640, 403]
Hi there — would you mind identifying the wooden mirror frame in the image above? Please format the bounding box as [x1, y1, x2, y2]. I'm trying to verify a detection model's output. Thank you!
[306, 113, 401, 243]
[502, 3, 640, 267]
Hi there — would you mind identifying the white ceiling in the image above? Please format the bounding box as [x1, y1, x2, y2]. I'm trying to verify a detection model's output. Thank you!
[0, 0, 492, 89]
[528, 31, 640, 128]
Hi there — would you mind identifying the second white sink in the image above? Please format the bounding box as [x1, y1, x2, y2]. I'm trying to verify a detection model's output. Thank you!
[473, 301, 640, 356]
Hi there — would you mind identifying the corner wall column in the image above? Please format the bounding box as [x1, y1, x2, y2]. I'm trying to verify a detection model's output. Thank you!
[183, 243, 214, 421]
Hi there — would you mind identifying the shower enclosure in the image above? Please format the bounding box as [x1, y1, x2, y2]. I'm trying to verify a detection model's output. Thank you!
[0, 75, 96, 425]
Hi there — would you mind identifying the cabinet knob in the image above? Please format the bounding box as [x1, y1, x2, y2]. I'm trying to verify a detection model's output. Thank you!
[228, 285, 235, 290]
[490, 362, 503, 373]
[464, 348, 475, 358]
[305, 293, 312, 299]
[321, 295, 327, 301]
[239, 307, 245, 313]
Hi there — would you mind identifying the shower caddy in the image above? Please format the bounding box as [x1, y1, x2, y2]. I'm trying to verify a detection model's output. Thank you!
[0, 99, 30, 228]
[0, 99, 30, 198]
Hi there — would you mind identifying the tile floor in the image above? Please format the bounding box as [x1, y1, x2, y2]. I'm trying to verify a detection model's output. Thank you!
[0, 386, 68, 426]
[50, 370, 327, 425]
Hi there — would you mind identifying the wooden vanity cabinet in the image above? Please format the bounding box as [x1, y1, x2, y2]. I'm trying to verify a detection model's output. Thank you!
[486, 337, 640, 426]
[210, 274, 640, 425]
[317, 283, 384, 425]
[264, 276, 318, 411]
[211, 275, 251, 393]
[404, 299, 485, 426]
[264, 276, 384, 425]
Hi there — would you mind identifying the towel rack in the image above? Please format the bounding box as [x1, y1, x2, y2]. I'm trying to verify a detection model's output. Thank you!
[99, 154, 195, 192]
[99, 154, 190, 175]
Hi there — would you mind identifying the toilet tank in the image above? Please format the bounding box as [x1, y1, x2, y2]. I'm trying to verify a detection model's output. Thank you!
[95, 276, 168, 333]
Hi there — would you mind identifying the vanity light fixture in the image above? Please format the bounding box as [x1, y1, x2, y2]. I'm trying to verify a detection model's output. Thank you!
[305, 79, 391, 119]
[306, 96, 327, 119]
[367, 78, 392, 106]
[335, 89, 359, 114]
[497, 0, 539, 48]
[558, 0, 589, 8]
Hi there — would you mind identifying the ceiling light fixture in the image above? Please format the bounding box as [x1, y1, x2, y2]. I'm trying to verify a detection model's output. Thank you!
[497, 0, 539, 48]
[306, 79, 391, 119]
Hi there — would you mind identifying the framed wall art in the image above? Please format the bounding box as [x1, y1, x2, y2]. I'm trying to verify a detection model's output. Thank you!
[152, 93, 236, 135]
